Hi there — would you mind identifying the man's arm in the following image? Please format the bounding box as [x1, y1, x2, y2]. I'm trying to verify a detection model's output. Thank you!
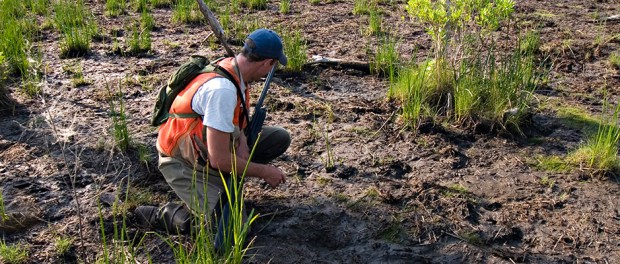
[206, 126, 285, 187]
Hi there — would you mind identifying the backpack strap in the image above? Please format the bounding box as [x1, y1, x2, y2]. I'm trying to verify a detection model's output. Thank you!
[211, 64, 250, 128]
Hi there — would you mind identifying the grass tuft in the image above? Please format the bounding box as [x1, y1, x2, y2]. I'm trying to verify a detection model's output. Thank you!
[0, 240, 28, 264]
[610, 50, 620, 70]
[280, 28, 307, 73]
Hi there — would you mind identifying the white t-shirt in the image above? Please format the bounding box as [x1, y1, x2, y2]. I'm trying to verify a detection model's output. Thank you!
[191, 77, 245, 133]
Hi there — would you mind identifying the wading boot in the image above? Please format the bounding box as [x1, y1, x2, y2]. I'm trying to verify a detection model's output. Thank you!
[134, 202, 192, 235]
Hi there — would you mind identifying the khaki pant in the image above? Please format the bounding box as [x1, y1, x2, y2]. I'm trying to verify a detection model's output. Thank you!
[158, 126, 291, 215]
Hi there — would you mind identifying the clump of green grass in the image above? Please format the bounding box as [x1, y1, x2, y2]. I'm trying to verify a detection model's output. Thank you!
[353, 0, 370, 15]
[243, 0, 268, 10]
[535, 155, 571, 173]
[172, 0, 204, 25]
[0, 0, 40, 84]
[367, 7, 382, 36]
[370, 36, 399, 78]
[279, 0, 290, 14]
[566, 102, 620, 175]
[127, 23, 152, 54]
[280, 28, 307, 73]
[140, 9, 156, 31]
[610, 51, 620, 70]
[0, 189, 8, 222]
[65, 63, 91, 87]
[106, 82, 131, 152]
[54, 236, 73, 256]
[309, 0, 321, 5]
[54, 0, 98, 58]
[105, 0, 127, 17]
[151, 0, 173, 8]
[387, 60, 431, 127]
[131, 0, 149, 13]
[0, 240, 28, 264]
[0, 52, 11, 109]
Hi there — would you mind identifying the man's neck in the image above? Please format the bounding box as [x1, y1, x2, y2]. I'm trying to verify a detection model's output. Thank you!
[234, 54, 257, 82]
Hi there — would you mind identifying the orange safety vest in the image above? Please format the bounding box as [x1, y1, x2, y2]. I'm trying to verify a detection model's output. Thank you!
[156, 57, 250, 160]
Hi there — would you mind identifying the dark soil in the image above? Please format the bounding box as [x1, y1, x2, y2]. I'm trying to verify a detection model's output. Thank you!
[1, 1, 619, 263]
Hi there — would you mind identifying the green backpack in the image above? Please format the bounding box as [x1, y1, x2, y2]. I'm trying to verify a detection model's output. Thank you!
[150, 55, 239, 127]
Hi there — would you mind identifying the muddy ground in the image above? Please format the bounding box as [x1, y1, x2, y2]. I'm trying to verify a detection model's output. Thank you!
[1, 0, 619, 263]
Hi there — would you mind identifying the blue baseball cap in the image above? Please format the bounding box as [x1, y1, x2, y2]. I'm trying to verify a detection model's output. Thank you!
[244, 29, 288, 66]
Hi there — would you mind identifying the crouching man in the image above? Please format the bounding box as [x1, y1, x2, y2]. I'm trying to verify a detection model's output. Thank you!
[136, 29, 291, 248]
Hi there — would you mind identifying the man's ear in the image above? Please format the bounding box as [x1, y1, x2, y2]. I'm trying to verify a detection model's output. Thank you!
[268, 58, 277, 66]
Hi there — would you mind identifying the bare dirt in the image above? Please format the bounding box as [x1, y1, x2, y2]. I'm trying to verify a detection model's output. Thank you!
[1, 0, 619, 263]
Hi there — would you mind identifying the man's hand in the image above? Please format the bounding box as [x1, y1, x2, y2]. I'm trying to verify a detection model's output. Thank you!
[236, 133, 250, 161]
[261, 165, 286, 188]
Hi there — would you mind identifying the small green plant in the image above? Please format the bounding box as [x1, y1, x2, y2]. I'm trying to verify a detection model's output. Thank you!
[54, 0, 98, 58]
[172, 0, 204, 24]
[609, 51, 620, 70]
[566, 100, 620, 175]
[105, 0, 127, 17]
[0, 240, 28, 264]
[131, 0, 149, 12]
[281, 28, 307, 73]
[140, 9, 156, 31]
[151, 0, 173, 8]
[353, 0, 370, 15]
[106, 82, 131, 152]
[279, 0, 290, 14]
[367, 7, 382, 36]
[0, 189, 7, 222]
[539, 176, 555, 188]
[244, 0, 268, 10]
[69, 63, 91, 87]
[127, 23, 152, 54]
[54, 236, 73, 256]
[535, 155, 570, 172]
[520, 30, 541, 55]
[136, 143, 152, 170]
[0, 52, 11, 109]
[309, 0, 321, 5]
[370, 36, 399, 78]
[387, 60, 430, 127]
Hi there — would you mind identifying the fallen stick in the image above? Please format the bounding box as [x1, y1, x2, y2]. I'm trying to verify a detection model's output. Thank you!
[307, 55, 371, 73]
[195, 0, 235, 57]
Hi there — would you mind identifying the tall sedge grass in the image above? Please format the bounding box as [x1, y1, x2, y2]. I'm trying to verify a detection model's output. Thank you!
[280, 29, 307, 73]
[388, 60, 430, 127]
[0, 52, 9, 109]
[172, 0, 204, 25]
[105, 0, 127, 17]
[367, 7, 382, 36]
[610, 51, 620, 69]
[353, 0, 370, 15]
[243, 0, 268, 10]
[567, 100, 620, 175]
[127, 23, 152, 54]
[98, 177, 148, 263]
[131, 0, 149, 13]
[0, 2, 34, 77]
[279, 0, 290, 14]
[54, 0, 98, 57]
[106, 82, 131, 152]
[370, 36, 399, 79]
